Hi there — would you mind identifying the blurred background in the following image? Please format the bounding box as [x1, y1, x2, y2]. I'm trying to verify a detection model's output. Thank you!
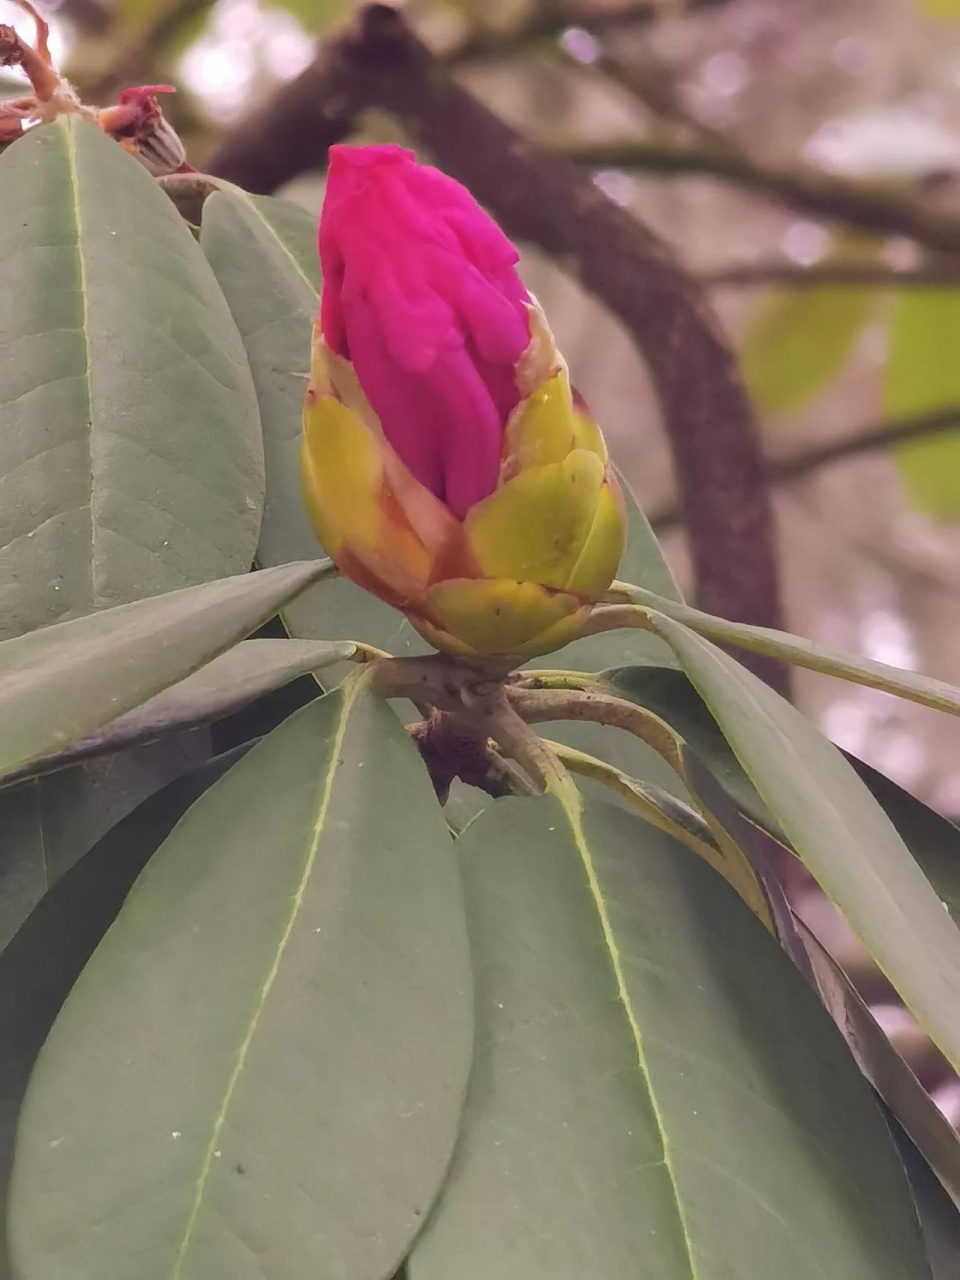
[3, 0, 960, 1111]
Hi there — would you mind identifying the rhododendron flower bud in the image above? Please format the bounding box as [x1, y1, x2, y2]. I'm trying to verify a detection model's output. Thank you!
[301, 144, 626, 660]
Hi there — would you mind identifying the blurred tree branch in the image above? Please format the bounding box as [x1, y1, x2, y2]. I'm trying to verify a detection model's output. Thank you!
[556, 140, 960, 256]
[560, 40, 731, 152]
[446, 0, 730, 65]
[702, 260, 960, 289]
[208, 2, 786, 689]
[65, 0, 213, 101]
[650, 406, 960, 533]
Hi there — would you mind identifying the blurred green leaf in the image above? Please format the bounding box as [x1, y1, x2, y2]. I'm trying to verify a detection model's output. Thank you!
[2, 637, 354, 784]
[115, 0, 213, 42]
[0, 747, 244, 1271]
[0, 119, 265, 642]
[261, 0, 350, 30]
[10, 685, 472, 1280]
[160, 2, 216, 60]
[0, 559, 332, 780]
[647, 612, 960, 1069]
[610, 583, 960, 715]
[885, 290, 960, 519]
[0, 733, 208, 951]
[741, 284, 877, 414]
[917, 0, 960, 17]
[411, 797, 929, 1279]
[200, 189, 678, 671]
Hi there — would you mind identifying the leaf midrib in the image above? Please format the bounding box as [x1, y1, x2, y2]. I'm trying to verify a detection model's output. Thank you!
[63, 119, 99, 608]
[232, 190, 317, 300]
[170, 679, 361, 1276]
[562, 795, 700, 1280]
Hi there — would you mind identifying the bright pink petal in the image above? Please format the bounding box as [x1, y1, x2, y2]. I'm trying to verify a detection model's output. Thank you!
[317, 144, 532, 513]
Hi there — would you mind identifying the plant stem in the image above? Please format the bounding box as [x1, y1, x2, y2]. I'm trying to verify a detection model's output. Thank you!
[509, 684, 772, 924]
[545, 738, 725, 862]
[508, 684, 684, 769]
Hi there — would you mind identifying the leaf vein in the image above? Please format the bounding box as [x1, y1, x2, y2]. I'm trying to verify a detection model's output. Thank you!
[63, 121, 98, 607]
[563, 800, 701, 1279]
[170, 681, 361, 1275]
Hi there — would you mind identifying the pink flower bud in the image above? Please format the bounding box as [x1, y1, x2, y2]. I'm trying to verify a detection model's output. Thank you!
[318, 145, 532, 518]
[303, 146, 626, 661]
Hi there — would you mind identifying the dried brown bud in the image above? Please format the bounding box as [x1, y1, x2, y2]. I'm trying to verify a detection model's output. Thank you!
[98, 86, 188, 177]
[0, 2, 59, 101]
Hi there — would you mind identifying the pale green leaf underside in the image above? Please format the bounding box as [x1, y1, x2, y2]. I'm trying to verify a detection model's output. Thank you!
[0, 118, 265, 641]
[648, 612, 960, 1070]
[411, 796, 928, 1279]
[2, 637, 355, 783]
[9, 685, 472, 1279]
[0, 735, 207, 952]
[0, 560, 331, 779]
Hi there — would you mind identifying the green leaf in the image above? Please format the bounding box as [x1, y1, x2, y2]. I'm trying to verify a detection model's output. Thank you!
[0, 733, 208, 950]
[610, 583, 960, 715]
[741, 283, 877, 414]
[0, 748, 244, 1270]
[1, 637, 354, 784]
[0, 559, 332, 779]
[888, 1120, 960, 1277]
[646, 612, 960, 1069]
[851, 758, 960, 923]
[0, 118, 265, 641]
[679, 748, 809, 964]
[10, 684, 472, 1280]
[885, 290, 960, 519]
[797, 919, 960, 1209]
[410, 797, 928, 1279]
[603, 664, 960, 930]
[200, 189, 678, 671]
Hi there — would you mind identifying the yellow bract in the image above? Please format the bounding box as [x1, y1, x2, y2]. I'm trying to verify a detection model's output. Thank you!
[300, 320, 626, 662]
[566, 483, 627, 597]
[466, 451, 606, 589]
[417, 579, 589, 659]
[301, 394, 381, 557]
